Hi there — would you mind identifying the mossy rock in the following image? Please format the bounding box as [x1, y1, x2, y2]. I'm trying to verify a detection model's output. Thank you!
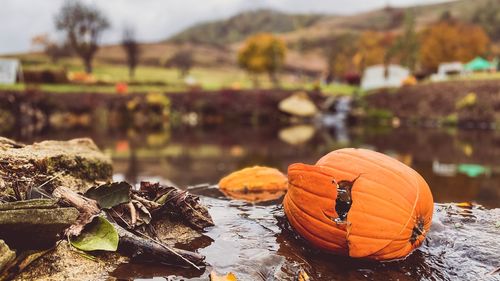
[0, 138, 112, 197]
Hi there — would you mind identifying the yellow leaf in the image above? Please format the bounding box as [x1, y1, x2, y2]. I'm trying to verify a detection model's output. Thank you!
[455, 202, 473, 209]
[298, 269, 310, 281]
[210, 271, 238, 281]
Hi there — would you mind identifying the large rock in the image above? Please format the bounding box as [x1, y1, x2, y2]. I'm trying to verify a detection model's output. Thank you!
[0, 137, 112, 197]
[0, 138, 115, 280]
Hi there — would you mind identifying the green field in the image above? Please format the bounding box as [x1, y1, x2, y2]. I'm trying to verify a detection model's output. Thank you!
[0, 57, 358, 95]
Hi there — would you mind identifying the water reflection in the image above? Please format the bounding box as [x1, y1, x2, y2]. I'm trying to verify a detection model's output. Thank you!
[6, 125, 500, 208]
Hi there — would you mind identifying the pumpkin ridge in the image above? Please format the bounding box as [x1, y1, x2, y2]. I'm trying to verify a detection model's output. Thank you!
[287, 190, 339, 229]
[289, 164, 358, 185]
[352, 176, 416, 208]
[368, 238, 415, 259]
[349, 210, 412, 231]
[289, 163, 359, 183]
[288, 180, 336, 203]
[350, 185, 412, 216]
[347, 182, 420, 257]
[349, 179, 421, 258]
[285, 194, 347, 249]
[332, 150, 419, 195]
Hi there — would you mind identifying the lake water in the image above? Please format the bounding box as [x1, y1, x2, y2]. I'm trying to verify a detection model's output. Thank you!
[6, 124, 500, 280]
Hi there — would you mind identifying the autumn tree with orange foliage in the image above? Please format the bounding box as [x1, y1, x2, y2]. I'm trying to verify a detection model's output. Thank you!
[420, 21, 490, 71]
[325, 33, 357, 82]
[238, 33, 286, 88]
[355, 31, 396, 71]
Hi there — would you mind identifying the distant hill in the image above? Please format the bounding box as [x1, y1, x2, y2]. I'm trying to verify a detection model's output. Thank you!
[169, 9, 324, 46]
[169, 0, 493, 48]
[100, 0, 497, 72]
[17, 0, 497, 75]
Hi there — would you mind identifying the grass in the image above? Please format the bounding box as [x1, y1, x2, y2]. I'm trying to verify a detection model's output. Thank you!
[2, 57, 361, 95]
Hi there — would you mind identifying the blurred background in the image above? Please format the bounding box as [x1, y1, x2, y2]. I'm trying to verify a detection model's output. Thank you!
[0, 0, 499, 208]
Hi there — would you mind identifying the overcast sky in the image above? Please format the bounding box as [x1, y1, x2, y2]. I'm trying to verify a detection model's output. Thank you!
[0, 0, 450, 54]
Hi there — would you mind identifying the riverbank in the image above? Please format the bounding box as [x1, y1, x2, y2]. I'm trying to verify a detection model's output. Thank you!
[0, 89, 326, 137]
[3, 79, 500, 137]
[364, 79, 500, 129]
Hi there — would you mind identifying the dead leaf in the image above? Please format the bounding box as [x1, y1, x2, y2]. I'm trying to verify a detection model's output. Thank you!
[85, 182, 131, 209]
[140, 181, 214, 230]
[132, 200, 152, 225]
[210, 271, 238, 281]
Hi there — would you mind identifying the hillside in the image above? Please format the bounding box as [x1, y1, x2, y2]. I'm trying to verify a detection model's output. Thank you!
[169, 9, 323, 46]
[169, 0, 493, 49]
[15, 0, 495, 75]
[283, 0, 493, 50]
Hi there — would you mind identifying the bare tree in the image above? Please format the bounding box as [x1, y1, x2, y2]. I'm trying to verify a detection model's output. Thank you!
[165, 50, 194, 78]
[55, 0, 109, 73]
[122, 26, 140, 79]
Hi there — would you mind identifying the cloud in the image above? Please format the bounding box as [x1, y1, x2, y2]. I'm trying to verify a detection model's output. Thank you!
[0, 0, 449, 54]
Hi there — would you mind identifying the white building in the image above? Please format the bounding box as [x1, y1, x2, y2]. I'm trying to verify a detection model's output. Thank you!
[361, 64, 410, 91]
[0, 59, 21, 85]
[430, 62, 464, 82]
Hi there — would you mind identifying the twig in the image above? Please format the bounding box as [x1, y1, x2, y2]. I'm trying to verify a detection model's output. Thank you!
[133, 229, 201, 270]
[128, 201, 137, 226]
[488, 266, 500, 275]
[53, 186, 100, 236]
[110, 208, 132, 229]
[112, 221, 205, 269]
[34, 172, 64, 194]
[132, 194, 161, 210]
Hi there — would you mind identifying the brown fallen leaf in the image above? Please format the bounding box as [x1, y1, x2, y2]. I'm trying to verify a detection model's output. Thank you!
[209, 270, 238, 281]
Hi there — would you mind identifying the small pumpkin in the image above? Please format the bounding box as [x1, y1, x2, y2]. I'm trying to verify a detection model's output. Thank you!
[283, 148, 433, 261]
[218, 166, 288, 202]
[221, 189, 286, 203]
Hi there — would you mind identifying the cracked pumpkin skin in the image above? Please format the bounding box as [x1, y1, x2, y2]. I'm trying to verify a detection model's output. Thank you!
[283, 148, 434, 261]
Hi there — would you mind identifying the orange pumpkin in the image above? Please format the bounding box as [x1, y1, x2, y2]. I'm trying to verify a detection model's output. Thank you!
[283, 148, 433, 260]
[220, 189, 286, 203]
[218, 166, 288, 202]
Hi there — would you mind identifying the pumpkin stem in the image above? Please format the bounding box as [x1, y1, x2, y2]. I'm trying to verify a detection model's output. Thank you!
[410, 217, 425, 244]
